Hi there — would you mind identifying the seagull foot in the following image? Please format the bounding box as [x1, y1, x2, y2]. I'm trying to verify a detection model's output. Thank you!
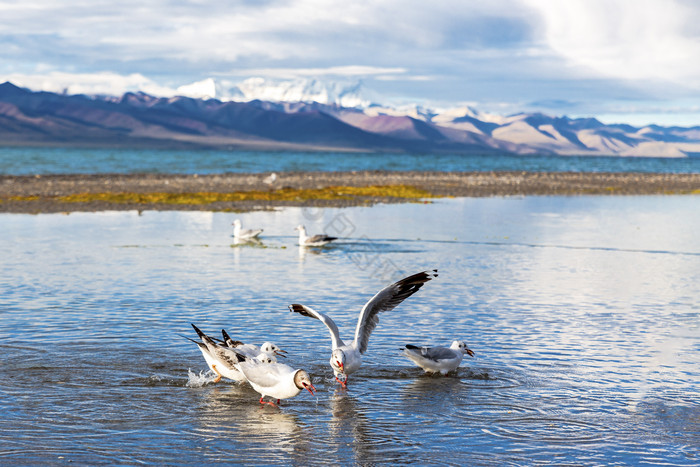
[335, 376, 348, 389]
[259, 397, 278, 407]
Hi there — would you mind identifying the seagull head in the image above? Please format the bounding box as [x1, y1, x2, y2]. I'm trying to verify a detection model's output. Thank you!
[294, 370, 316, 395]
[261, 342, 287, 358]
[294, 224, 305, 232]
[452, 340, 475, 357]
[232, 219, 241, 227]
[331, 348, 346, 373]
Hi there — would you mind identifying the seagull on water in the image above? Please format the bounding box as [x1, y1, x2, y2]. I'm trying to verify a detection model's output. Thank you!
[189, 324, 280, 383]
[402, 340, 475, 376]
[289, 269, 437, 387]
[232, 219, 263, 241]
[235, 353, 316, 406]
[295, 224, 337, 247]
[221, 328, 287, 360]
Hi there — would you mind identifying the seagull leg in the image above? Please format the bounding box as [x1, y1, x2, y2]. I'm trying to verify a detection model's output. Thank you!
[211, 365, 222, 383]
[259, 396, 278, 407]
[335, 375, 348, 389]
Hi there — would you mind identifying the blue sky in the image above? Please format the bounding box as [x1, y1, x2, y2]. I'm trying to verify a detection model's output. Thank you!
[2, 0, 700, 126]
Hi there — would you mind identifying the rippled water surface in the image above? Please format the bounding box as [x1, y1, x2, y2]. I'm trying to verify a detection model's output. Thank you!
[1, 196, 699, 465]
[2, 146, 700, 175]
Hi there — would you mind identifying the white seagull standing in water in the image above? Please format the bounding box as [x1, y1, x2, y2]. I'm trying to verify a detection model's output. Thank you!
[295, 224, 337, 247]
[289, 269, 437, 387]
[232, 219, 263, 241]
[189, 324, 281, 383]
[235, 353, 316, 406]
[402, 340, 475, 376]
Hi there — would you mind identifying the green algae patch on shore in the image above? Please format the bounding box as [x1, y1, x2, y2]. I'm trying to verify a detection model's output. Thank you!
[50, 185, 436, 206]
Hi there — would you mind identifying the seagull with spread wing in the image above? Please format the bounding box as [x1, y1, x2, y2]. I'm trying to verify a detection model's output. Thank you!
[288, 269, 437, 387]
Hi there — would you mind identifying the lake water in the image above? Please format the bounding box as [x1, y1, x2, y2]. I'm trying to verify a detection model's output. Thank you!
[2, 146, 700, 175]
[1, 196, 698, 465]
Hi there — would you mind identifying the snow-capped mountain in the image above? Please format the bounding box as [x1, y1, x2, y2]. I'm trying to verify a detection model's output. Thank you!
[1, 80, 699, 157]
[176, 77, 376, 108]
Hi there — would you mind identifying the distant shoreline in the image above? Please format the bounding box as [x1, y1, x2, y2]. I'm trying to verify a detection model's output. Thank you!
[1, 171, 698, 213]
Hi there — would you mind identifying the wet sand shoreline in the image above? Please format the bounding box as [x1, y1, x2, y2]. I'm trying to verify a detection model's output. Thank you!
[1, 171, 698, 213]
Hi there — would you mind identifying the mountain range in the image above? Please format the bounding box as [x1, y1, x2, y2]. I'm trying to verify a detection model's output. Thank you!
[1, 80, 699, 157]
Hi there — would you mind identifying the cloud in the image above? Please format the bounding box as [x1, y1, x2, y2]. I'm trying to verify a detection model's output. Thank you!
[3, 71, 178, 97]
[224, 65, 408, 78]
[524, 0, 700, 86]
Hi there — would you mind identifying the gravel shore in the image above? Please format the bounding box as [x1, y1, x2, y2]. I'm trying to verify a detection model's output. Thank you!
[1, 171, 698, 213]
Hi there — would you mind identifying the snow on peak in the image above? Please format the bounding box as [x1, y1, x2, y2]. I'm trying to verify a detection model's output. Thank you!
[174, 77, 374, 107]
[233, 77, 373, 108]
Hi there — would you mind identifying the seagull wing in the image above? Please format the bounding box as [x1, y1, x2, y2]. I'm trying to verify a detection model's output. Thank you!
[405, 345, 457, 362]
[239, 361, 291, 387]
[289, 303, 345, 349]
[353, 269, 437, 354]
[308, 234, 337, 243]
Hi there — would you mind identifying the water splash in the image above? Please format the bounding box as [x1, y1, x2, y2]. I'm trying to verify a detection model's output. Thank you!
[186, 369, 218, 388]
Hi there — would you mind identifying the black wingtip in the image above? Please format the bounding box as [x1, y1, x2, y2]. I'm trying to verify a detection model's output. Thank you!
[289, 303, 317, 319]
[179, 333, 200, 345]
[191, 323, 206, 338]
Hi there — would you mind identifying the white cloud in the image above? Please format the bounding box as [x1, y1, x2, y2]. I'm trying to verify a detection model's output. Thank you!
[224, 66, 408, 79]
[524, 0, 700, 86]
[2, 71, 178, 97]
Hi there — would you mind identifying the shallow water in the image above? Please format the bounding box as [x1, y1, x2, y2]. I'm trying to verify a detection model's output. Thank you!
[1, 196, 699, 465]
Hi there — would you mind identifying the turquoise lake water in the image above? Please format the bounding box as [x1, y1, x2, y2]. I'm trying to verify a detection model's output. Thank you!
[2, 146, 700, 175]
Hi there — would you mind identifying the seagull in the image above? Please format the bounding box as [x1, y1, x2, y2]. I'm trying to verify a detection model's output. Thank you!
[262, 172, 277, 185]
[221, 328, 287, 360]
[289, 269, 437, 387]
[295, 224, 337, 247]
[235, 353, 316, 406]
[232, 219, 263, 241]
[402, 340, 475, 376]
[189, 324, 280, 383]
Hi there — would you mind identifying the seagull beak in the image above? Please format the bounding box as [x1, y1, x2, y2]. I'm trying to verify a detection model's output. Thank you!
[466, 348, 475, 357]
[275, 349, 287, 358]
[304, 383, 316, 395]
[337, 361, 344, 371]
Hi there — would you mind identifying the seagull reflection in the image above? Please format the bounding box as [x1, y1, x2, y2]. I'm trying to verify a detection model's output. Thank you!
[195, 385, 310, 460]
[232, 237, 264, 247]
[328, 390, 375, 462]
[401, 372, 465, 405]
[298, 244, 324, 261]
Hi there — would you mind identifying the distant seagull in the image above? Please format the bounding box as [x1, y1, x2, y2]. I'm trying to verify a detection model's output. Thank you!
[402, 340, 475, 376]
[263, 172, 277, 185]
[189, 324, 280, 383]
[289, 269, 437, 387]
[295, 224, 337, 247]
[235, 353, 316, 406]
[232, 219, 263, 241]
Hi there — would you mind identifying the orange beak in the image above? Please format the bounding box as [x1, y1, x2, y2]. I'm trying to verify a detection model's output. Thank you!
[337, 361, 344, 371]
[303, 383, 316, 395]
